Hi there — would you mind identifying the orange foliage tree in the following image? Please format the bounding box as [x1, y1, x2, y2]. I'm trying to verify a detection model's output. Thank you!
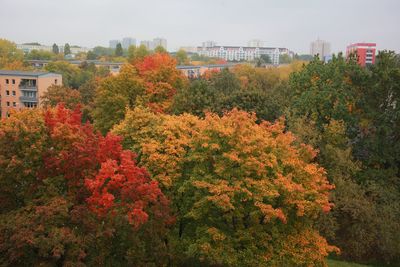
[135, 53, 187, 113]
[113, 107, 338, 266]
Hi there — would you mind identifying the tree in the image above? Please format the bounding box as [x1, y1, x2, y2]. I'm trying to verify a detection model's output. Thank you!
[260, 54, 272, 64]
[127, 45, 137, 62]
[92, 46, 114, 57]
[45, 61, 81, 88]
[279, 54, 292, 64]
[115, 43, 123, 57]
[135, 53, 187, 113]
[86, 50, 97, 60]
[0, 105, 172, 266]
[135, 44, 150, 61]
[0, 38, 24, 69]
[175, 49, 188, 65]
[173, 67, 293, 122]
[154, 45, 167, 54]
[113, 107, 338, 266]
[26, 49, 54, 60]
[52, 43, 59, 54]
[64, 43, 71, 55]
[91, 64, 145, 134]
[41, 85, 82, 110]
[287, 52, 400, 265]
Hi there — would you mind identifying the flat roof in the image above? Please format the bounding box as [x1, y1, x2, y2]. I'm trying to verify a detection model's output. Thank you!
[0, 70, 61, 77]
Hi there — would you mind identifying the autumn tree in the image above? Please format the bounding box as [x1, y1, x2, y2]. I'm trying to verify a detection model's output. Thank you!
[0, 105, 172, 266]
[91, 64, 145, 134]
[135, 44, 151, 61]
[154, 45, 167, 54]
[287, 52, 400, 265]
[41, 85, 82, 110]
[173, 67, 293, 122]
[175, 49, 188, 65]
[0, 38, 24, 69]
[113, 107, 338, 266]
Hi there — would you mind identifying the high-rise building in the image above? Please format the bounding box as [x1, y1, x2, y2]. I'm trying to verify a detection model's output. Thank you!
[346, 43, 376, 66]
[0, 70, 62, 118]
[153, 38, 167, 50]
[109, 40, 120, 49]
[140, 40, 154, 50]
[310, 39, 331, 60]
[247, 39, 264, 47]
[122, 37, 136, 49]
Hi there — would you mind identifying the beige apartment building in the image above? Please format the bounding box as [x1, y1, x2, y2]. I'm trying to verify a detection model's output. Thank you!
[0, 70, 62, 118]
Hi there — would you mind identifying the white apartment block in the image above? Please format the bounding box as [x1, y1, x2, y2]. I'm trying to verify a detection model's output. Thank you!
[197, 45, 293, 65]
[17, 44, 52, 53]
[17, 44, 90, 54]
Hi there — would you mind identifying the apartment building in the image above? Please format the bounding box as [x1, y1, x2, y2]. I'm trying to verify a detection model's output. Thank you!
[197, 45, 292, 65]
[17, 44, 90, 55]
[153, 38, 167, 50]
[346, 43, 376, 66]
[310, 39, 331, 60]
[109, 40, 120, 49]
[0, 70, 62, 118]
[122, 37, 136, 49]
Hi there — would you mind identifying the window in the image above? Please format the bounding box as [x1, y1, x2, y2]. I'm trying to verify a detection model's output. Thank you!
[13, 102, 16, 107]
[6, 90, 10, 96]
[12, 91, 16, 96]
[5, 79, 9, 84]
[6, 101, 10, 107]
[55, 79, 58, 85]
[12, 79, 15, 84]
[23, 102, 37, 108]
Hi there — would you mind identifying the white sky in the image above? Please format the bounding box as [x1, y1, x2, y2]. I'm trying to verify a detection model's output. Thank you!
[1, 0, 399, 53]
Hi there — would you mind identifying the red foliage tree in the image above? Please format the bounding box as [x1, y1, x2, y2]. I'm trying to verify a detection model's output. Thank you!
[41, 104, 171, 227]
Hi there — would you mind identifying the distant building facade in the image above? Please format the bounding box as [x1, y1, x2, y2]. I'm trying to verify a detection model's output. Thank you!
[17, 44, 52, 53]
[153, 38, 167, 50]
[346, 43, 376, 66]
[310, 39, 331, 60]
[0, 70, 62, 118]
[122, 37, 136, 49]
[140, 40, 154, 50]
[17, 44, 89, 55]
[197, 45, 293, 65]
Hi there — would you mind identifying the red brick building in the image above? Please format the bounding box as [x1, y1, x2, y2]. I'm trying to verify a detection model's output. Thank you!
[346, 43, 376, 66]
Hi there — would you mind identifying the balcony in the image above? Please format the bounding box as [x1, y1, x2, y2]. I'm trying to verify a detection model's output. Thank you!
[19, 85, 37, 91]
[19, 96, 38, 102]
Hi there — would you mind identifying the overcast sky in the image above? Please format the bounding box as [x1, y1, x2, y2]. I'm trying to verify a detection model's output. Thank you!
[1, 0, 399, 53]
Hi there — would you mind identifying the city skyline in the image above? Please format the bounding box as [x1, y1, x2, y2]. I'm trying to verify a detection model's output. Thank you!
[1, 0, 399, 54]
